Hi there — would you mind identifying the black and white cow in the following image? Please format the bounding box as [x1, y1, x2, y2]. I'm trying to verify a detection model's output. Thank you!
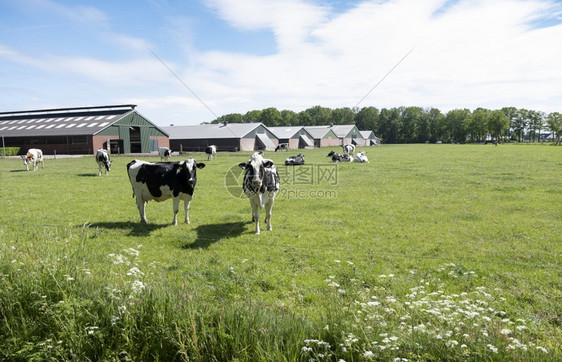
[327, 150, 352, 162]
[342, 144, 355, 155]
[159, 147, 171, 162]
[354, 151, 369, 163]
[96, 149, 111, 176]
[275, 143, 289, 152]
[204, 145, 217, 160]
[126, 159, 205, 225]
[239, 152, 279, 234]
[284, 153, 305, 166]
[22, 148, 44, 171]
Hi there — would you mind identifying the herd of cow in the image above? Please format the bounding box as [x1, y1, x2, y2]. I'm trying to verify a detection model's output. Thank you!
[19, 143, 368, 234]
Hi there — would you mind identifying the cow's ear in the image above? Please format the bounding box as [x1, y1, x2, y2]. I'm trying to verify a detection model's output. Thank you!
[196, 162, 206, 169]
[263, 160, 274, 168]
[238, 162, 247, 169]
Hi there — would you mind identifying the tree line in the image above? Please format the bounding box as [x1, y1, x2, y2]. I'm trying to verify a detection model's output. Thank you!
[210, 106, 562, 144]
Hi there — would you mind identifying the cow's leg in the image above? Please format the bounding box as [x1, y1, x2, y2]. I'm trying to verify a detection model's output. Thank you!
[250, 197, 261, 234]
[264, 197, 274, 231]
[33, 161, 38, 171]
[98, 164, 102, 176]
[183, 199, 192, 224]
[135, 197, 148, 223]
[171, 197, 180, 225]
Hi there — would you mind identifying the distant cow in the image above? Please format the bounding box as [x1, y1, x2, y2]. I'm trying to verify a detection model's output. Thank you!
[22, 148, 44, 171]
[285, 153, 305, 166]
[354, 151, 369, 163]
[159, 147, 171, 162]
[96, 149, 111, 176]
[204, 145, 217, 160]
[127, 159, 206, 225]
[239, 152, 280, 234]
[327, 150, 352, 162]
[275, 143, 289, 152]
[342, 144, 355, 155]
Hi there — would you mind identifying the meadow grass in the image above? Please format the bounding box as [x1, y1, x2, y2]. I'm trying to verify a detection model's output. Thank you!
[0, 144, 560, 361]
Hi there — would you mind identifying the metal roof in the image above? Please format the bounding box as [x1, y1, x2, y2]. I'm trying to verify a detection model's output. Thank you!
[304, 126, 337, 139]
[268, 126, 309, 139]
[305, 125, 362, 138]
[162, 123, 269, 139]
[0, 105, 136, 137]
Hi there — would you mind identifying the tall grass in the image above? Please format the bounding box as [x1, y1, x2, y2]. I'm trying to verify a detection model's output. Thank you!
[0, 144, 560, 360]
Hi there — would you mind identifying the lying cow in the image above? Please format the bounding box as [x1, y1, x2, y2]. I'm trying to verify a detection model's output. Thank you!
[159, 147, 171, 162]
[127, 158, 205, 225]
[285, 153, 305, 166]
[239, 152, 279, 234]
[275, 143, 289, 152]
[22, 148, 44, 171]
[327, 150, 352, 162]
[96, 149, 111, 176]
[205, 145, 217, 160]
[342, 144, 355, 155]
[354, 151, 369, 163]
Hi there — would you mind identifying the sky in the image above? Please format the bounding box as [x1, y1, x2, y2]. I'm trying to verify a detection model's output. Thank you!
[1, 0, 561, 126]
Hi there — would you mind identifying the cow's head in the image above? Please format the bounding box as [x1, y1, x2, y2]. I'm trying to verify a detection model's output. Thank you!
[178, 159, 205, 187]
[327, 151, 335, 157]
[239, 152, 274, 189]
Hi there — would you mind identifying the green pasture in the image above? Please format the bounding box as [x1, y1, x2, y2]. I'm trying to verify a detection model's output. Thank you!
[0, 144, 560, 361]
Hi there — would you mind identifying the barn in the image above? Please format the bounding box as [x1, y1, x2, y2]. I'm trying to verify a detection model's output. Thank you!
[162, 122, 278, 152]
[304, 126, 342, 148]
[360, 130, 381, 146]
[0, 105, 168, 155]
[267, 126, 314, 149]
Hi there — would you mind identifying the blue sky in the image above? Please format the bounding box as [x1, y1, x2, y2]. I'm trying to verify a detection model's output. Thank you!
[1, 0, 561, 125]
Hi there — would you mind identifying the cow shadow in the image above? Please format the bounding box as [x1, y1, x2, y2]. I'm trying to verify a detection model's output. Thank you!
[77, 173, 98, 177]
[10, 169, 28, 173]
[88, 221, 168, 236]
[182, 221, 248, 249]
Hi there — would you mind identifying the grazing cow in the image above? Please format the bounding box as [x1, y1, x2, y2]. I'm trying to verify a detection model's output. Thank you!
[285, 153, 305, 166]
[21, 148, 44, 171]
[96, 149, 111, 176]
[275, 143, 289, 152]
[239, 152, 279, 234]
[159, 147, 171, 162]
[127, 159, 206, 225]
[204, 145, 217, 160]
[354, 151, 369, 163]
[342, 144, 355, 155]
[327, 150, 352, 162]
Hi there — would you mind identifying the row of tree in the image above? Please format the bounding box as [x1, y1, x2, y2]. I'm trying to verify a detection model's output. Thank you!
[210, 106, 562, 144]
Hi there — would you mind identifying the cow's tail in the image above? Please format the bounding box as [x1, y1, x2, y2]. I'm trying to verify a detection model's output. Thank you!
[126, 160, 137, 198]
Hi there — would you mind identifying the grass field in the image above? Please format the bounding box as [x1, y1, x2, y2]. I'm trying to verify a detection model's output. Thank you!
[0, 144, 560, 361]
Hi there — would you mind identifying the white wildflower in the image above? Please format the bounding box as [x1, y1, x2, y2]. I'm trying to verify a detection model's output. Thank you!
[363, 350, 375, 358]
[535, 346, 548, 353]
[500, 329, 511, 335]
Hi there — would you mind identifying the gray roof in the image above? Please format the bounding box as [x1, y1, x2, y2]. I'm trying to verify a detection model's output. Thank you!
[268, 126, 312, 139]
[360, 131, 374, 139]
[162, 123, 268, 139]
[304, 126, 337, 139]
[0, 105, 138, 137]
[305, 125, 362, 138]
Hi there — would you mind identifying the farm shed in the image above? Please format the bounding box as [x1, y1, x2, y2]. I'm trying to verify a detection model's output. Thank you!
[360, 131, 381, 146]
[268, 126, 315, 149]
[162, 123, 278, 152]
[304, 126, 342, 148]
[0, 105, 168, 155]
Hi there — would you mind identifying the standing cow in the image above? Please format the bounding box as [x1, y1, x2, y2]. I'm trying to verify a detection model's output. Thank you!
[159, 147, 171, 161]
[127, 159, 205, 225]
[239, 152, 279, 234]
[342, 144, 355, 155]
[275, 143, 289, 152]
[96, 149, 111, 176]
[205, 145, 217, 160]
[22, 148, 44, 171]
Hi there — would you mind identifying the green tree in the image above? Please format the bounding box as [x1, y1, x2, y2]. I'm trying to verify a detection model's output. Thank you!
[445, 109, 470, 143]
[332, 107, 355, 125]
[280, 110, 298, 126]
[546, 112, 562, 144]
[427, 108, 445, 143]
[512, 109, 529, 142]
[354, 107, 380, 133]
[501, 107, 518, 141]
[527, 110, 545, 142]
[487, 110, 510, 142]
[243, 110, 262, 123]
[212, 113, 243, 124]
[258, 108, 282, 127]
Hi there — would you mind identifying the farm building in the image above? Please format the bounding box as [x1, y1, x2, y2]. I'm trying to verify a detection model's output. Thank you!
[0, 105, 168, 155]
[162, 123, 278, 152]
[304, 126, 344, 148]
[360, 131, 381, 146]
[267, 126, 314, 149]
